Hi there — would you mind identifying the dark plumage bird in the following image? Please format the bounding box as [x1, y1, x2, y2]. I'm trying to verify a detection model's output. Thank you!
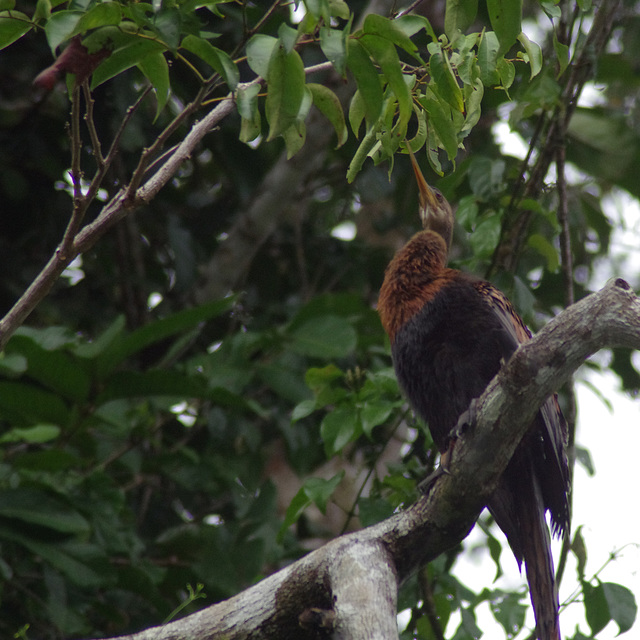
[378, 153, 571, 640]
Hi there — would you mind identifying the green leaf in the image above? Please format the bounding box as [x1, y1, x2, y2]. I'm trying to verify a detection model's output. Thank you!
[281, 120, 306, 159]
[0, 488, 89, 534]
[319, 24, 348, 76]
[469, 215, 502, 258]
[0, 352, 27, 376]
[583, 580, 611, 636]
[477, 30, 500, 86]
[571, 526, 587, 579]
[153, 6, 181, 50]
[602, 582, 637, 634]
[137, 51, 170, 118]
[302, 473, 344, 513]
[237, 83, 261, 143]
[321, 404, 360, 455]
[305, 364, 343, 390]
[496, 57, 515, 90]
[486, 0, 521, 56]
[528, 233, 559, 272]
[419, 95, 458, 161]
[517, 32, 542, 78]
[361, 33, 412, 131]
[44, 10, 82, 52]
[246, 33, 278, 78]
[0, 381, 70, 426]
[181, 34, 238, 89]
[98, 296, 236, 375]
[0, 10, 32, 49]
[265, 44, 305, 141]
[362, 13, 422, 62]
[0, 424, 60, 444]
[346, 38, 382, 128]
[74, 1, 121, 35]
[291, 398, 317, 422]
[427, 42, 464, 112]
[444, 0, 478, 39]
[553, 31, 570, 77]
[289, 315, 357, 359]
[277, 22, 298, 54]
[307, 82, 347, 148]
[90, 35, 166, 88]
[360, 400, 393, 437]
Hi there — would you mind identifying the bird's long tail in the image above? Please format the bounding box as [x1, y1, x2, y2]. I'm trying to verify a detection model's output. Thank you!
[519, 472, 561, 640]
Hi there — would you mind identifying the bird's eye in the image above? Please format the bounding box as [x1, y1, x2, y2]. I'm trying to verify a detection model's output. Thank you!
[435, 191, 444, 201]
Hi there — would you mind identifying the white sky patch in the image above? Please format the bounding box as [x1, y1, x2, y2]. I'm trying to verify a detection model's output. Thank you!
[331, 220, 357, 241]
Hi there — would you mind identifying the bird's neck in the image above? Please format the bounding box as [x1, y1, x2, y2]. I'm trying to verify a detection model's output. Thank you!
[378, 230, 450, 341]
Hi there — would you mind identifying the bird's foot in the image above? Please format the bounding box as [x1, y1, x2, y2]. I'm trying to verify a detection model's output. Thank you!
[455, 399, 478, 438]
[417, 437, 456, 495]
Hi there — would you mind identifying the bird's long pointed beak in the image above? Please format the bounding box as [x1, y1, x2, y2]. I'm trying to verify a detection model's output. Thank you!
[408, 148, 439, 226]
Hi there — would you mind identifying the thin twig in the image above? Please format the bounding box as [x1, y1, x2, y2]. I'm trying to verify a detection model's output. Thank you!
[82, 79, 105, 167]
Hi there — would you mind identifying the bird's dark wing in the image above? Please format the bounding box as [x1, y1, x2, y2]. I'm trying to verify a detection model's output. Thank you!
[473, 279, 571, 537]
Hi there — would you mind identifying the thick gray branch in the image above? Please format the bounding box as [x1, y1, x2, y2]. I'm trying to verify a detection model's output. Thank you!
[86, 279, 640, 640]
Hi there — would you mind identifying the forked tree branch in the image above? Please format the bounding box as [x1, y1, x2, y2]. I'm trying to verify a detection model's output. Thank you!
[84, 279, 640, 640]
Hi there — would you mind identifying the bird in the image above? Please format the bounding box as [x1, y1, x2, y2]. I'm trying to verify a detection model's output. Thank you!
[377, 151, 571, 640]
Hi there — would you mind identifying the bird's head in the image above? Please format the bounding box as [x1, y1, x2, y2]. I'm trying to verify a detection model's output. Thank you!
[408, 149, 454, 252]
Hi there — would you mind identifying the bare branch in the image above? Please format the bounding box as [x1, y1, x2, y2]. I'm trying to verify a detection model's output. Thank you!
[82, 280, 640, 640]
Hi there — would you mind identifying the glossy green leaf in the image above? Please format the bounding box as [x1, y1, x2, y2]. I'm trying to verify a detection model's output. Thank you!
[307, 82, 347, 148]
[346, 38, 382, 128]
[496, 57, 515, 91]
[246, 33, 277, 78]
[319, 24, 348, 76]
[477, 30, 500, 86]
[321, 403, 360, 455]
[0, 10, 32, 49]
[277, 22, 298, 54]
[302, 473, 344, 514]
[281, 120, 306, 159]
[44, 9, 82, 52]
[445, 0, 478, 39]
[360, 400, 393, 437]
[237, 83, 261, 143]
[346, 124, 378, 182]
[265, 44, 305, 141]
[361, 33, 412, 130]
[517, 32, 542, 78]
[487, 0, 521, 55]
[181, 34, 238, 89]
[90, 35, 165, 88]
[362, 13, 422, 62]
[153, 6, 181, 50]
[74, 2, 121, 34]
[583, 581, 611, 636]
[427, 42, 464, 112]
[419, 95, 458, 161]
[137, 51, 169, 118]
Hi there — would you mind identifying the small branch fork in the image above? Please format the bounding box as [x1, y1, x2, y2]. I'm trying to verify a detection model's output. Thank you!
[81, 279, 640, 640]
[0, 59, 334, 352]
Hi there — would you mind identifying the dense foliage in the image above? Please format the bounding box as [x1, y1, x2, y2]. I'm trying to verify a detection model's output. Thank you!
[0, 0, 638, 638]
